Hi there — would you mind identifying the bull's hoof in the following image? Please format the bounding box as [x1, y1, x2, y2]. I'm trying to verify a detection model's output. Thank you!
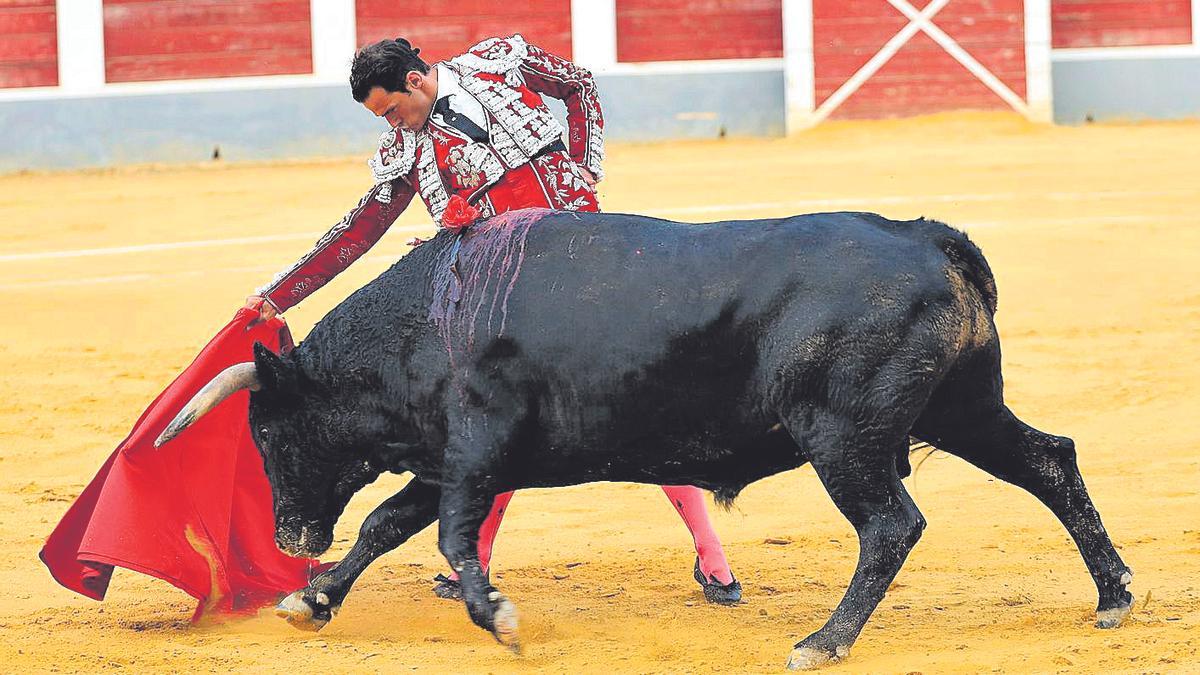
[693, 558, 742, 605]
[432, 573, 463, 600]
[275, 590, 336, 631]
[1095, 604, 1131, 629]
[1096, 598, 1133, 629]
[1096, 571, 1134, 629]
[785, 644, 848, 671]
[488, 590, 521, 654]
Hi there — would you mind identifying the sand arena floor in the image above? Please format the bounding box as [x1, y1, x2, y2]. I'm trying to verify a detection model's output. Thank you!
[1, 113, 1198, 673]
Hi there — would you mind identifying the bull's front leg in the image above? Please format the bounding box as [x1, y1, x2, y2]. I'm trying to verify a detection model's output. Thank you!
[438, 430, 521, 652]
[276, 479, 440, 631]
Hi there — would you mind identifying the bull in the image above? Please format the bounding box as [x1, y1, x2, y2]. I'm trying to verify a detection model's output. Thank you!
[158, 209, 1132, 669]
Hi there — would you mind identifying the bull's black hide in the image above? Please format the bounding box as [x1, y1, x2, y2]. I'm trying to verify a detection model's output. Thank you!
[233, 209, 1130, 669]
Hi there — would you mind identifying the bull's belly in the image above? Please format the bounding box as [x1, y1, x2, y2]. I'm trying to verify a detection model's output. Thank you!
[512, 416, 806, 492]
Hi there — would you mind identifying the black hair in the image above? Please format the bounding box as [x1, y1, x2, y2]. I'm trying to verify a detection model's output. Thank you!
[349, 38, 430, 102]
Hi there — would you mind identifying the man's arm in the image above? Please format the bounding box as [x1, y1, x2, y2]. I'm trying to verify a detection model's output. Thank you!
[248, 178, 416, 318]
[517, 43, 605, 182]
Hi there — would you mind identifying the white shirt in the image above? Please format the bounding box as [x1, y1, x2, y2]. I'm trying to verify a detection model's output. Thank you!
[431, 63, 488, 132]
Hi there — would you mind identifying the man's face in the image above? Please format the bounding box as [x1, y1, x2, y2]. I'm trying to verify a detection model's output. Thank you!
[363, 73, 435, 132]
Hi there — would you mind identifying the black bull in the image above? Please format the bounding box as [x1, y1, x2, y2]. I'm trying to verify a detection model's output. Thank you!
[160, 209, 1132, 669]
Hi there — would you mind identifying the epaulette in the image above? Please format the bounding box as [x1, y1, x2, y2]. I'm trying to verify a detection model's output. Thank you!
[368, 126, 416, 184]
[449, 34, 529, 80]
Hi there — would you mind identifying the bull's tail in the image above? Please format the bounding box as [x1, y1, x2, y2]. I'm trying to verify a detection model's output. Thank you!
[914, 217, 998, 314]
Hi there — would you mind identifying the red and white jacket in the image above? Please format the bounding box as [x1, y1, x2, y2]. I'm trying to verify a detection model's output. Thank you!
[258, 34, 604, 312]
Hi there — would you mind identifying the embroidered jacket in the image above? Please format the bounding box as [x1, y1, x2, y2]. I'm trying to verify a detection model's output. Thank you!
[258, 34, 604, 312]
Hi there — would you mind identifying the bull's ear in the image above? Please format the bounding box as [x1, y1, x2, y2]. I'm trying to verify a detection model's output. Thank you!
[252, 341, 297, 392]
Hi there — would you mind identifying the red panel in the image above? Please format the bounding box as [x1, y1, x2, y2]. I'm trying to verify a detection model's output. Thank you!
[813, 0, 909, 105]
[356, 0, 572, 63]
[0, 0, 57, 88]
[933, 0, 1026, 98]
[1051, 0, 1193, 48]
[830, 32, 1014, 119]
[103, 0, 312, 82]
[814, 0, 1027, 119]
[616, 0, 782, 62]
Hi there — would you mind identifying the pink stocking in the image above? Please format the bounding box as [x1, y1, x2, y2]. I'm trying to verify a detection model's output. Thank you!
[661, 485, 735, 585]
[448, 491, 515, 581]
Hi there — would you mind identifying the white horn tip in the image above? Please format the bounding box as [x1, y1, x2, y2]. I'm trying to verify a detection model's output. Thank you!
[154, 411, 194, 447]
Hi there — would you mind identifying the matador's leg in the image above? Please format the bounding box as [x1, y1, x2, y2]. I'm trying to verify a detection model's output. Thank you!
[662, 485, 742, 604]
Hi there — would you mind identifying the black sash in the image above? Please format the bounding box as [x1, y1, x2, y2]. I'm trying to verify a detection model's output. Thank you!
[433, 97, 489, 143]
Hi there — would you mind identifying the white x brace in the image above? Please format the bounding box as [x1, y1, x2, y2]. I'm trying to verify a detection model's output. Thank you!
[784, 0, 1053, 130]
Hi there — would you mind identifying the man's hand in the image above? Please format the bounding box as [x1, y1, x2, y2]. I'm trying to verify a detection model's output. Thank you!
[244, 295, 278, 323]
[579, 168, 598, 187]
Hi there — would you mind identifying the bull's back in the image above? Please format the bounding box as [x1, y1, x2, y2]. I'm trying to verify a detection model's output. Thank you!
[497, 210, 951, 353]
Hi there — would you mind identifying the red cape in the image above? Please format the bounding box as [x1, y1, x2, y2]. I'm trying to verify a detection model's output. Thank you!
[40, 309, 320, 620]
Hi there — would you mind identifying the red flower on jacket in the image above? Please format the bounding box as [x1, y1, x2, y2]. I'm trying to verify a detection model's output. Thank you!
[440, 194, 482, 234]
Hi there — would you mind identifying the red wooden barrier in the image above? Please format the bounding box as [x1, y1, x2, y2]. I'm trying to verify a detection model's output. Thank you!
[356, 0, 573, 63]
[1051, 0, 1193, 48]
[814, 0, 1027, 119]
[0, 0, 57, 88]
[616, 0, 782, 62]
[103, 0, 312, 83]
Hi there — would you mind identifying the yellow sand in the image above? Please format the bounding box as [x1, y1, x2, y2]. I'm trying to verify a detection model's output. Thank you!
[1, 112, 1197, 672]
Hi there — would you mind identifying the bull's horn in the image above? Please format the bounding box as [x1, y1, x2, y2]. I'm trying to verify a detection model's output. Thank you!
[154, 362, 261, 447]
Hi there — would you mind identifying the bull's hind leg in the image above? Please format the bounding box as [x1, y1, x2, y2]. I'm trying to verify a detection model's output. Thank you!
[783, 412, 927, 670]
[913, 402, 1133, 627]
[276, 479, 440, 630]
